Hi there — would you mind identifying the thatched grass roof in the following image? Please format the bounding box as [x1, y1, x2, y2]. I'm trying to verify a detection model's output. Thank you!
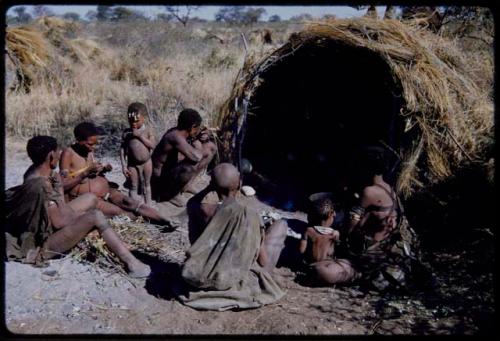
[216, 18, 493, 198]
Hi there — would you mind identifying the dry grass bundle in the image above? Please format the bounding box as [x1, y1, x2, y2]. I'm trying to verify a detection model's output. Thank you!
[216, 17, 493, 197]
[36, 16, 80, 34]
[6, 27, 49, 91]
[69, 216, 179, 274]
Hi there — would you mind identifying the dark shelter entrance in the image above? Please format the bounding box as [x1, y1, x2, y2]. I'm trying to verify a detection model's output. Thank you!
[241, 42, 408, 211]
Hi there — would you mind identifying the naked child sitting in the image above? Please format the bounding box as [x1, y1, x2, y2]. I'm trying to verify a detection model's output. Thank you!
[299, 196, 340, 264]
[120, 102, 155, 205]
[300, 196, 358, 285]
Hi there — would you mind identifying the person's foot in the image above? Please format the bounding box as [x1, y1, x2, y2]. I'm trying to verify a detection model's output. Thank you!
[127, 261, 151, 278]
[169, 194, 188, 207]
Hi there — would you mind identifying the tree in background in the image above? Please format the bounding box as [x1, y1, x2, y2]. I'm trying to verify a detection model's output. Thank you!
[322, 14, 336, 20]
[215, 6, 266, 25]
[290, 13, 313, 22]
[85, 10, 97, 21]
[62, 12, 81, 22]
[12, 6, 33, 24]
[96, 5, 112, 21]
[165, 5, 199, 26]
[156, 13, 173, 22]
[110, 6, 147, 21]
[32, 5, 54, 18]
[268, 14, 281, 23]
[439, 6, 493, 40]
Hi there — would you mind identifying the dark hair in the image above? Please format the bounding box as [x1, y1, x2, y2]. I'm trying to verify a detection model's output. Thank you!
[74, 122, 103, 141]
[360, 146, 387, 175]
[26, 135, 58, 165]
[308, 197, 334, 225]
[178, 109, 202, 131]
[127, 102, 148, 117]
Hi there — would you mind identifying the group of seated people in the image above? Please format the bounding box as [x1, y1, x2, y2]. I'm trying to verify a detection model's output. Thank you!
[5, 103, 425, 311]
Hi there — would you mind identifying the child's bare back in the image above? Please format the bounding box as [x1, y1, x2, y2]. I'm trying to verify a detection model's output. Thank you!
[303, 227, 339, 263]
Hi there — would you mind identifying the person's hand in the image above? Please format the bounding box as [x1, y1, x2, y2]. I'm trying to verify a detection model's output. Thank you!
[333, 230, 340, 241]
[49, 171, 63, 192]
[122, 167, 131, 178]
[85, 162, 104, 176]
[192, 139, 203, 150]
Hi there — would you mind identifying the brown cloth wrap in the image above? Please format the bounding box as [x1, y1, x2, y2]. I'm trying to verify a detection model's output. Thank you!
[4, 176, 56, 265]
[178, 198, 285, 311]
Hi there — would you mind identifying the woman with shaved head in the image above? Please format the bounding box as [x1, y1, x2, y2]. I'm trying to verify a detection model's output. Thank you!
[177, 163, 287, 311]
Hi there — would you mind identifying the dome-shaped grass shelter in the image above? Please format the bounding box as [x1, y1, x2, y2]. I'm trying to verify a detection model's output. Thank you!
[215, 18, 493, 210]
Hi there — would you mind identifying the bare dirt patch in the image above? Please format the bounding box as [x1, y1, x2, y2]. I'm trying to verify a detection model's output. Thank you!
[4, 141, 494, 335]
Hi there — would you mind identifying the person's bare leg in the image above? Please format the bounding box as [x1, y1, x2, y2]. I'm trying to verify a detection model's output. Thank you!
[262, 219, 287, 272]
[96, 199, 136, 219]
[44, 210, 150, 277]
[67, 193, 98, 215]
[312, 259, 358, 285]
[127, 166, 141, 202]
[184, 143, 216, 194]
[109, 190, 172, 226]
[142, 160, 153, 205]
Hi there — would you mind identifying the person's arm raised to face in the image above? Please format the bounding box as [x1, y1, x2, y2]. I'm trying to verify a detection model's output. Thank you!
[132, 127, 156, 150]
[172, 133, 203, 163]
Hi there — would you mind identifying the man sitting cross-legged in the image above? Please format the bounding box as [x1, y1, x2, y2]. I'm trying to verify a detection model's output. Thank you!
[5, 136, 150, 278]
[177, 163, 286, 311]
[59, 122, 171, 225]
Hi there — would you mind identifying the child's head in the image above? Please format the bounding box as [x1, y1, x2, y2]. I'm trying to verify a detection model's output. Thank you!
[308, 197, 335, 227]
[27, 135, 59, 168]
[127, 102, 148, 129]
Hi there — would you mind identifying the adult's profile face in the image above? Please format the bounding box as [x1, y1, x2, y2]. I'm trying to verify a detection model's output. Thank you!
[79, 135, 98, 152]
[189, 124, 201, 138]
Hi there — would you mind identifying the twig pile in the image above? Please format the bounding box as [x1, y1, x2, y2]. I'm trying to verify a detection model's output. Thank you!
[69, 215, 179, 274]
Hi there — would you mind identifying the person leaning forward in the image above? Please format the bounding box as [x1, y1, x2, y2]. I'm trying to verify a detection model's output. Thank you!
[151, 108, 217, 207]
[59, 122, 171, 225]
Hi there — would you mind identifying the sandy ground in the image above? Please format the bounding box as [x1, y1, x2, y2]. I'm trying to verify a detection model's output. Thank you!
[4, 138, 495, 335]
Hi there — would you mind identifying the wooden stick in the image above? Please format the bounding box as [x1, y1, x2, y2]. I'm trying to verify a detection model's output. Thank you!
[69, 166, 89, 178]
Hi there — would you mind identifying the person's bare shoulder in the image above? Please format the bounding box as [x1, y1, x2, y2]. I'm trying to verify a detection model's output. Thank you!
[60, 147, 75, 161]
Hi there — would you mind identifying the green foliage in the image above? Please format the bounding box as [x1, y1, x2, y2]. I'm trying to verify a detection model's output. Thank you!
[12, 6, 33, 24]
[268, 14, 281, 23]
[62, 12, 80, 22]
[110, 7, 147, 22]
[165, 5, 199, 26]
[96, 5, 112, 21]
[215, 6, 266, 25]
[32, 5, 53, 18]
[290, 13, 313, 21]
[85, 10, 97, 21]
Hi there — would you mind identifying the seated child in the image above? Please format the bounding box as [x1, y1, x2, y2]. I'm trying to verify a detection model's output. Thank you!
[120, 102, 156, 204]
[299, 196, 340, 264]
